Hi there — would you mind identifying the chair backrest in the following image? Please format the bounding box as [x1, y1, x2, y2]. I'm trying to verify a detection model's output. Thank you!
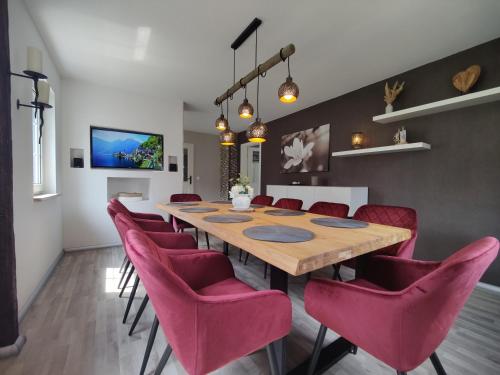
[353, 204, 417, 258]
[274, 198, 303, 210]
[109, 198, 132, 216]
[398, 236, 498, 371]
[251, 195, 274, 206]
[125, 229, 200, 374]
[170, 194, 202, 202]
[308, 201, 349, 218]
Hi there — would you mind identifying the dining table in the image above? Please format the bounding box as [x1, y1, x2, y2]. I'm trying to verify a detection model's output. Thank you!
[157, 201, 411, 375]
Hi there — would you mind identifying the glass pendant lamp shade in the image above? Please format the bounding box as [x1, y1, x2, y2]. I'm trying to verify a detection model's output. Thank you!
[246, 118, 268, 143]
[238, 98, 254, 119]
[220, 128, 236, 146]
[215, 114, 228, 131]
[278, 76, 299, 103]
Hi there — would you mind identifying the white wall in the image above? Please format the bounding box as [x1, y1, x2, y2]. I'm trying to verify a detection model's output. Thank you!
[61, 79, 183, 250]
[9, 0, 63, 314]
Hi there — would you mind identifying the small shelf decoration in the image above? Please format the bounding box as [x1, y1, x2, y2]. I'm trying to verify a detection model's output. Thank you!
[393, 127, 407, 144]
[452, 65, 481, 94]
[384, 81, 405, 113]
[332, 142, 430, 157]
[351, 132, 364, 149]
[373, 86, 500, 124]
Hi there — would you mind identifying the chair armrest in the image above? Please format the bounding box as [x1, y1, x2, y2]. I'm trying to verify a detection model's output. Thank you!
[131, 212, 165, 221]
[169, 252, 235, 290]
[146, 232, 198, 249]
[362, 255, 440, 291]
[195, 290, 292, 364]
[134, 218, 174, 232]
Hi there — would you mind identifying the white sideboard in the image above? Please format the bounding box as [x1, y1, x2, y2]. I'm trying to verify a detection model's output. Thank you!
[266, 185, 368, 216]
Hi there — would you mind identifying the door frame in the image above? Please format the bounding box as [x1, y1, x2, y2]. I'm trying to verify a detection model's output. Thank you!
[239, 142, 261, 195]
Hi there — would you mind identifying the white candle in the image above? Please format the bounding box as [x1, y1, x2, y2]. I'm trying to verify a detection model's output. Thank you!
[37, 80, 50, 105]
[27, 47, 43, 74]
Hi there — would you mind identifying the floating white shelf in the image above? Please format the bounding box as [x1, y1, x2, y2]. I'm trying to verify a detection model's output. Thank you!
[332, 142, 431, 157]
[373, 86, 500, 124]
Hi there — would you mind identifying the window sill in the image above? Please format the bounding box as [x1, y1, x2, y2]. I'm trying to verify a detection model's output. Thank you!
[33, 193, 61, 201]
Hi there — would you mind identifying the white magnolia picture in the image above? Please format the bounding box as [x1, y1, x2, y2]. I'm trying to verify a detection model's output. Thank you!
[280, 124, 330, 173]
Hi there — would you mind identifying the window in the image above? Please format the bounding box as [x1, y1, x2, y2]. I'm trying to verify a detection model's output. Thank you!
[32, 109, 43, 194]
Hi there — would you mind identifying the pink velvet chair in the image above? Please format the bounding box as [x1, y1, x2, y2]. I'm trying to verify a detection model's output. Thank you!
[308, 201, 349, 218]
[110, 198, 165, 221]
[125, 229, 292, 375]
[336, 204, 417, 280]
[170, 193, 210, 248]
[305, 236, 499, 375]
[251, 195, 274, 206]
[113, 212, 200, 329]
[274, 198, 303, 210]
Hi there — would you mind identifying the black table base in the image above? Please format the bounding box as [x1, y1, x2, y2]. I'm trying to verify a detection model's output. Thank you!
[269, 266, 355, 375]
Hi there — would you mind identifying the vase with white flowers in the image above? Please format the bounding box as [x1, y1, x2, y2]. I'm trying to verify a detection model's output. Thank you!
[229, 175, 254, 210]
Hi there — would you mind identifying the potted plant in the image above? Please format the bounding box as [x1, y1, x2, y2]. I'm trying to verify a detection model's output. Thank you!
[229, 175, 254, 210]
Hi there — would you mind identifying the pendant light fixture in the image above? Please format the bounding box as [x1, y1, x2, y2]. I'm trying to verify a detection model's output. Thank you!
[278, 56, 299, 103]
[220, 98, 236, 146]
[246, 67, 268, 143]
[238, 85, 254, 119]
[215, 102, 228, 131]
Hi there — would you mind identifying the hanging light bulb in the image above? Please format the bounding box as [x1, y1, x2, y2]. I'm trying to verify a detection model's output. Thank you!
[220, 128, 236, 146]
[220, 98, 236, 146]
[247, 67, 268, 142]
[246, 118, 268, 143]
[278, 57, 299, 103]
[215, 103, 228, 131]
[238, 85, 254, 119]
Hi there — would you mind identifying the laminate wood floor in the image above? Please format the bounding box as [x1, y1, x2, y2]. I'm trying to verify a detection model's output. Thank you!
[1, 236, 499, 375]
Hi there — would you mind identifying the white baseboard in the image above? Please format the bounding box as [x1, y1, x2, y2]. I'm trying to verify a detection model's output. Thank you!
[63, 242, 122, 252]
[19, 251, 64, 321]
[477, 282, 500, 294]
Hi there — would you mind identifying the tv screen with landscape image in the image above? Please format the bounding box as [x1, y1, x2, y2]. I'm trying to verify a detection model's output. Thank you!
[90, 126, 163, 170]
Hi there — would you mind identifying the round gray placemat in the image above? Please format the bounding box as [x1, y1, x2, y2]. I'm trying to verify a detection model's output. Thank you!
[243, 225, 314, 243]
[311, 217, 368, 228]
[210, 200, 232, 204]
[250, 204, 265, 208]
[167, 202, 199, 206]
[179, 207, 219, 213]
[264, 209, 305, 216]
[203, 214, 253, 223]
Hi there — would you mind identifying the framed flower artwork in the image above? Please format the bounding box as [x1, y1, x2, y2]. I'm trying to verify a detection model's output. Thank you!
[280, 124, 330, 173]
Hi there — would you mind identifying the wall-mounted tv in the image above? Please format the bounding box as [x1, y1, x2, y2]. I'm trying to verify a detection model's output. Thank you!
[90, 126, 164, 170]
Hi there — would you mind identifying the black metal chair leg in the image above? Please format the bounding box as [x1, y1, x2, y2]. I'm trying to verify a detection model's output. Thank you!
[119, 265, 135, 298]
[264, 262, 268, 279]
[266, 344, 279, 375]
[195, 228, 199, 244]
[396, 372, 407, 375]
[118, 260, 130, 289]
[123, 275, 140, 323]
[332, 264, 343, 281]
[119, 255, 128, 273]
[307, 324, 327, 375]
[129, 294, 149, 336]
[154, 345, 172, 375]
[140, 316, 159, 375]
[244, 251, 250, 265]
[239, 249, 243, 262]
[430, 352, 447, 375]
[205, 231, 210, 248]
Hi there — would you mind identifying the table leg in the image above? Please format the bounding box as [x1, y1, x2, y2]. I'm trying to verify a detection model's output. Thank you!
[269, 266, 288, 374]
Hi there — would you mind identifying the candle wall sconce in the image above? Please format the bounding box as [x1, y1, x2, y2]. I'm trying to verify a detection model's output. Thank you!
[351, 132, 364, 149]
[8, 47, 53, 143]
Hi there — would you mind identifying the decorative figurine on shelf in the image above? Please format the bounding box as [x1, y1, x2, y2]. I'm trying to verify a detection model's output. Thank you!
[393, 127, 407, 145]
[452, 64, 481, 94]
[384, 81, 405, 113]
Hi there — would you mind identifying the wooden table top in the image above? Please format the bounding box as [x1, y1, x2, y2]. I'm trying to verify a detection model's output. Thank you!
[157, 201, 411, 276]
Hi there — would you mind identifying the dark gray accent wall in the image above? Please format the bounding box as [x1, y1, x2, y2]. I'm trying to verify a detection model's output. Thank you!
[248, 38, 500, 285]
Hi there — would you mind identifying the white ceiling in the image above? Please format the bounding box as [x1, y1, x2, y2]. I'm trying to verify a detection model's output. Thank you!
[24, 0, 500, 134]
